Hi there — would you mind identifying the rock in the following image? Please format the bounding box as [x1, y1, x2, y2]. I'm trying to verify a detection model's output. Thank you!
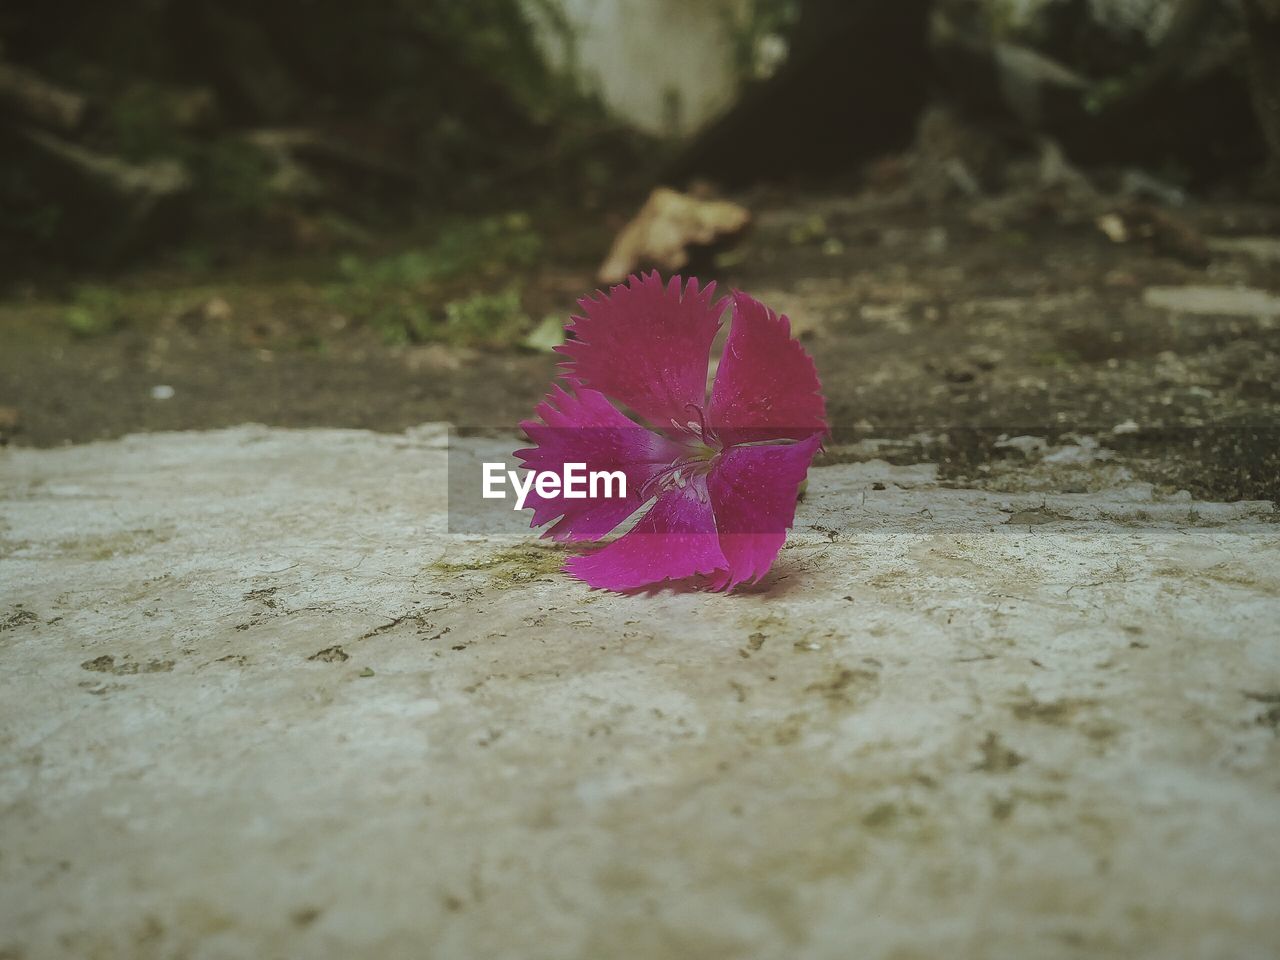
[994, 434, 1048, 456]
[0, 426, 1277, 958]
[1143, 285, 1280, 318]
[1206, 236, 1280, 261]
[1097, 212, 1129, 243]
[1042, 436, 1114, 465]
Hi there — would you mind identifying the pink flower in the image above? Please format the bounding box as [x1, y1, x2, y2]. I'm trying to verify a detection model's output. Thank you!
[516, 272, 826, 592]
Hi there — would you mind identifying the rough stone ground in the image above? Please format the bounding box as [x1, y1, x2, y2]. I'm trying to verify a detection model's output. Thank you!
[2, 425, 1278, 960]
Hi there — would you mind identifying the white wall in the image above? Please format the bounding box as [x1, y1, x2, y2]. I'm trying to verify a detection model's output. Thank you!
[524, 0, 754, 138]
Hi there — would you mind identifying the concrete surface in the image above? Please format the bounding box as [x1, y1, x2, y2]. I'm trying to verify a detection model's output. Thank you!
[2, 425, 1279, 960]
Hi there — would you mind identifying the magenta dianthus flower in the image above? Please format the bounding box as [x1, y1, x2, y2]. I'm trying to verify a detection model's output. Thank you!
[517, 272, 826, 592]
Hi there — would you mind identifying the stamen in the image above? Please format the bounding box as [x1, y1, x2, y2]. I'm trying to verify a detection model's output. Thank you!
[683, 403, 713, 445]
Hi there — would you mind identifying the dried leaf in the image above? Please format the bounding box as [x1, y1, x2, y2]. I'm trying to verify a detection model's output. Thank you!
[597, 188, 750, 284]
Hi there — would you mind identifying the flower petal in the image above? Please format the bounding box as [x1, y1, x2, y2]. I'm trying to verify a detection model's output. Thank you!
[706, 434, 823, 591]
[516, 384, 685, 541]
[708, 291, 827, 446]
[556, 272, 726, 430]
[564, 476, 726, 591]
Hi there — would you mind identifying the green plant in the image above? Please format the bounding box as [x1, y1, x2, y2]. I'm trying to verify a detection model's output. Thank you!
[326, 213, 541, 345]
[62, 286, 125, 338]
[442, 287, 527, 346]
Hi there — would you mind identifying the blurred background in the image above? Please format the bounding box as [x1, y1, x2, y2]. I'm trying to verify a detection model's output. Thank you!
[1, 0, 1277, 497]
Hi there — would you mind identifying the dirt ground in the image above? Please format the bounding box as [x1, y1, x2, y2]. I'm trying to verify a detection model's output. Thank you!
[3, 187, 1278, 502]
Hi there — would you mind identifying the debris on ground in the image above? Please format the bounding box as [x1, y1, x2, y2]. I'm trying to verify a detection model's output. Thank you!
[1142, 285, 1280, 319]
[521, 315, 566, 353]
[1094, 203, 1210, 267]
[597, 187, 751, 284]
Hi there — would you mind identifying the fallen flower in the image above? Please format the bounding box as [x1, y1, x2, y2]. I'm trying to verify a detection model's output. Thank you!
[517, 272, 826, 592]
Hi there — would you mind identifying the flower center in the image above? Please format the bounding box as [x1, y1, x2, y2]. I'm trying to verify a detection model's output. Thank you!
[641, 405, 724, 500]
[650, 454, 714, 499]
[682, 403, 716, 447]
